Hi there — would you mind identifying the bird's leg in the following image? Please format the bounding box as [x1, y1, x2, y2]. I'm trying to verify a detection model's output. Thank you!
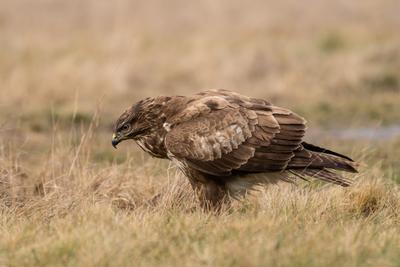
[188, 177, 230, 212]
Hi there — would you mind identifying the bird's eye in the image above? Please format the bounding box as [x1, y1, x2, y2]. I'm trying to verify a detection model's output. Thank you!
[121, 124, 130, 131]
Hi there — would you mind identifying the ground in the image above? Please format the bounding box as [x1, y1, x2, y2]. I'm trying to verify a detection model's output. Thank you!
[0, 0, 400, 266]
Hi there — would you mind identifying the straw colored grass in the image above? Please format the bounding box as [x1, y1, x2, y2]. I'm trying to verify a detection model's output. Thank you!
[1, 121, 399, 267]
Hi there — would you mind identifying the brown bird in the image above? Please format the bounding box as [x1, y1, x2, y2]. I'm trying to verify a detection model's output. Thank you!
[112, 89, 357, 209]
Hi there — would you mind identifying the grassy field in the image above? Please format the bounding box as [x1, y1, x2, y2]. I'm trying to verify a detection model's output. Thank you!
[1, 0, 400, 266]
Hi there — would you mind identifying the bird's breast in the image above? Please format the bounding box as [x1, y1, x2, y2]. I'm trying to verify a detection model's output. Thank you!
[135, 134, 167, 158]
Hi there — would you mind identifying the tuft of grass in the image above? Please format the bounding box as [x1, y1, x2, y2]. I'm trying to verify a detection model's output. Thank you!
[345, 181, 390, 216]
[21, 110, 92, 133]
[318, 32, 346, 53]
[363, 71, 399, 92]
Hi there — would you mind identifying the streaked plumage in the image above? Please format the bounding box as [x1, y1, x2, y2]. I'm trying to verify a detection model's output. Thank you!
[112, 89, 358, 209]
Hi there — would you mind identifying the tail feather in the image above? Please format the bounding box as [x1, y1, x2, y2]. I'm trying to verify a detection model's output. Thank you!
[226, 143, 358, 196]
[289, 169, 353, 187]
[302, 142, 354, 162]
[289, 143, 358, 173]
[287, 143, 358, 186]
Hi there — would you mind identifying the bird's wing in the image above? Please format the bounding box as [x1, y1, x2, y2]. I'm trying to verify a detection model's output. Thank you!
[164, 90, 306, 176]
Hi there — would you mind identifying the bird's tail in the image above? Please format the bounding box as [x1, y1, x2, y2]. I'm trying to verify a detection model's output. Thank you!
[287, 142, 358, 186]
[225, 142, 358, 198]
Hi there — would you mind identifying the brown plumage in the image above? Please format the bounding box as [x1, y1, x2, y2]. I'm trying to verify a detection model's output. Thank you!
[112, 89, 358, 209]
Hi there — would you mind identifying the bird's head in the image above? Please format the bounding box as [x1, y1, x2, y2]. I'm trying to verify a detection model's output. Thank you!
[112, 97, 167, 148]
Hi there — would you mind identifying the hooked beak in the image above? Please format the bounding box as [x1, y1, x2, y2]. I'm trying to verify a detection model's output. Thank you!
[111, 133, 120, 149]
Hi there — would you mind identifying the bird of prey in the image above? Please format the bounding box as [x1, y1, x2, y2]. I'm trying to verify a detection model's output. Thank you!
[112, 89, 357, 209]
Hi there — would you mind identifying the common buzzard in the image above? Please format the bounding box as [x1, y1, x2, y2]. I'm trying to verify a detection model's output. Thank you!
[112, 89, 357, 209]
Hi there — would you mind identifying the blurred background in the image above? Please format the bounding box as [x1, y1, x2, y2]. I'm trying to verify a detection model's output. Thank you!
[0, 0, 399, 177]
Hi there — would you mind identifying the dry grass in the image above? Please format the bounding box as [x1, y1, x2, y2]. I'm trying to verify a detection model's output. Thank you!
[1, 0, 400, 266]
[1, 131, 399, 267]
